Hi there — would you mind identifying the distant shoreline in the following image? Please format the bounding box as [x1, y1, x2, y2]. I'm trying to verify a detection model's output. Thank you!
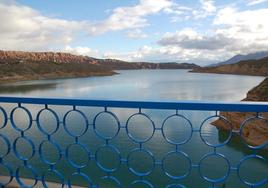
[0, 71, 117, 85]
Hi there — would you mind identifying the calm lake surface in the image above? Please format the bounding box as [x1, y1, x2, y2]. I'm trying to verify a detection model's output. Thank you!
[0, 70, 267, 188]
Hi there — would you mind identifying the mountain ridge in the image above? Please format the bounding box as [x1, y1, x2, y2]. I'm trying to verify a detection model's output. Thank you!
[0, 50, 200, 83]
[209, 51, 268, 67]
[191, 56, 268, 76]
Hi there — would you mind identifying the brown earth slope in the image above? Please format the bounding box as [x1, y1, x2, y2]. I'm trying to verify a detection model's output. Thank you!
[191, 56, 268, 76]
[0, 50, 200, 83]
[213, 78, 268, 148]
[0, 51, 115, 83]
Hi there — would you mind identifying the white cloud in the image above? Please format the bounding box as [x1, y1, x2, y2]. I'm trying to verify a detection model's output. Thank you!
[192, 0, 217, 19]
[247, 0, 268, 6]
[0, 0, 173, 51]
[163, 0, 217, 22]
[62, 46, 99, 57]
[88, 0, 173, 35]
[126, 29, 148, 39]
[0, 2, 86, 51]
[158, 29, 234, 50]
[151, 6, 268, 65]
[213, 7, 268, 53]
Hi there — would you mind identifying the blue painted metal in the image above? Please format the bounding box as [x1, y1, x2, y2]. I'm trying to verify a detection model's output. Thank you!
[0, 96, 267, 188]
[0, 96, 268, 111]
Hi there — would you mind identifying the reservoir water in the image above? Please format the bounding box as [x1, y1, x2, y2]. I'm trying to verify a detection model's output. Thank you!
[0, 70, 267, 188]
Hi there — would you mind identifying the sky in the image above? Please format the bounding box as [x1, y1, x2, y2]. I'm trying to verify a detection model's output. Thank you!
[1, 0, 268, 65]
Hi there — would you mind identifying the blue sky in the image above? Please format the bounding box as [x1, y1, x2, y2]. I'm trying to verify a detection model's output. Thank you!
[1, 0, 268, 65]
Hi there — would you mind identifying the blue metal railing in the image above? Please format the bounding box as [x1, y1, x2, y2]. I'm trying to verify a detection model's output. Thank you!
[0, 96, 267, 188]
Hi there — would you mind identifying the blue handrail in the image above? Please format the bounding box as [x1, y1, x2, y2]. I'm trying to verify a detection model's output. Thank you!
[0, 96, 267, 188]
[0, 96, 268, 111]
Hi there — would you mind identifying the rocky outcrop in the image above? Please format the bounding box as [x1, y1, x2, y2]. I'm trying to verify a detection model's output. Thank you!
[213, 78, 268, 148]
[191, 57, 268, 76]
[0, 50, 95, 64]
[0, 51, 115, 83]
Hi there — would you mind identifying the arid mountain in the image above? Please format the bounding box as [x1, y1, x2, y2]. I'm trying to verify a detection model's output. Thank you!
[97, 59, 200, 69]
[192, 56, 268, 76]
[208, 51, 268, 67]
[0, 50, 200, 83]
[0, 50, 97, 64]
[0, 51, 114, 83]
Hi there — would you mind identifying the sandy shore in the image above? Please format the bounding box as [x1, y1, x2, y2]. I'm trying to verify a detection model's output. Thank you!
[0, 176, 85, 188]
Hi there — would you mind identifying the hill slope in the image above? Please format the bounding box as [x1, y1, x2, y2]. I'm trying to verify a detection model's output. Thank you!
[0, 50, 200, 83]
[0, 51, 115, 83]
[209, 51, 268, 67]
[192, 56, 268, 76]
[97, 59, 200, 70]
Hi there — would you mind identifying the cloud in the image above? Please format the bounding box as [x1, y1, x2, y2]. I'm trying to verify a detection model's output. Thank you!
[247, 0, 268, 6]
[88, 0, 173, 35]
[126, 29, 148, 39]
[192, 0, 217, 19]
[157, 28, 234, 50]
[163, 0, 216, 22]
[213, 7, 268, 53]
[150, 6, 268, 65]
[0, 2, 86, 51]
[102, 44, 229, 65]
[63, 46, 99, 57]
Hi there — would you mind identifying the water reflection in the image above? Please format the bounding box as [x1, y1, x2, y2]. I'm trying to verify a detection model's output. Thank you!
[0, 70, 267, 188]
[0, 83, 57, 94]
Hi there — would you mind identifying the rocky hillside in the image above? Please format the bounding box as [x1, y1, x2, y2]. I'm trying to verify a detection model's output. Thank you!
[213, 78, 268, 149]
[0, 50, 98, 64]
[192, 56, 268, 76]
[98, 59, 200, 70]
[208, 51, 268, 67]
[0, 51, 114, 83]
[0, 50, 200, 83]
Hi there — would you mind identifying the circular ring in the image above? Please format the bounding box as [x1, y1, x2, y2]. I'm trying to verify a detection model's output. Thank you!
[95, 145, 121, 173]
[126, 113, 155, 143]
[162, 151, 192, 179]
[162, 114, 193, 145]
[130, 180, 154, 188]
[16, 165, 38, 188]
[10, 106, 33, 132]
[63, 109, 89, 138]
[127, 148, 155, 176]
[237, 155, 268, 187]
[0, 106, 8, 129]
[13, 136, 35, 161]
[0, 134, 11, 158]
[39, 140, 62, 165]
[200, 115, 232, 147]
[198, 152, 230, 183]
[66, 143, 90, 169]
[93, 111, 120, 140]
[240, 116, 268, 150]
[165, 184, 186, 188]
[100, 176, 122, 188]
[42, 169, 64, 188]
[68, 172, 93, 188]
[0, 162, 13, 186]
[36, 108, 60, 136]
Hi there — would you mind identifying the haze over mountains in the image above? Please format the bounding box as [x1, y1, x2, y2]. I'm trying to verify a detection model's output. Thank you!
[209, 51, 268, 67]
[192, 56, 268, 76]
